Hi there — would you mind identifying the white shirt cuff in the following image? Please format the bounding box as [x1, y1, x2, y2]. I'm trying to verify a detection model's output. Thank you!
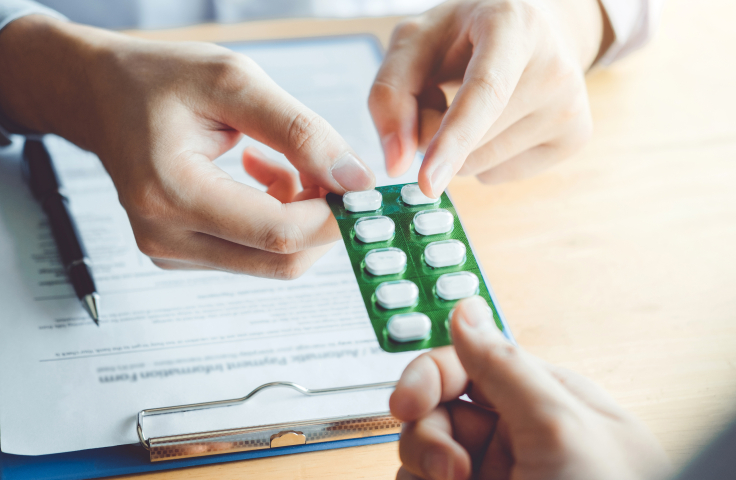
[597, 0, 664, 65]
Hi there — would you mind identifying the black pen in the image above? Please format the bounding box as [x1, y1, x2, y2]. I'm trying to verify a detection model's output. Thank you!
[23, 139, 100, 325]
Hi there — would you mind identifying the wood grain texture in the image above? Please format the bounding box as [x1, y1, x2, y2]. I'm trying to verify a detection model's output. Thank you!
[114, 0, 736, 477]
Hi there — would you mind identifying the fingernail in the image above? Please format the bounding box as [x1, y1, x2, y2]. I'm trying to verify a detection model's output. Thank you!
[330, 152, 374, 192]
[244, 146, 265, 158]
[459, 296, 492, 329]
[422, 449, 453, 480]
[430, 163, 453, 198]
[381, 133, 403, 177]
[397, 364, 423, 390]
[381, 133, 401, 162]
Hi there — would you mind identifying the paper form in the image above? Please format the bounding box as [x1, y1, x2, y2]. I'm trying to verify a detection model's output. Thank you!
[0, 36, 423, 456]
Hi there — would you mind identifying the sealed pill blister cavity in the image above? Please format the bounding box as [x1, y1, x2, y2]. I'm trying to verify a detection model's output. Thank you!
[343, 189, 382, 212]
[387, 313, 431, 343]
[327, 183, 513, 353]
[436, 272, 479, 301]
[425, 240, 466, 268]
[401, 184, 439, 206]
[376, 280, 419, 309]
[365, 248, 407, 275]
[413, 209, 454, 236]
[354, 216, 394, 243]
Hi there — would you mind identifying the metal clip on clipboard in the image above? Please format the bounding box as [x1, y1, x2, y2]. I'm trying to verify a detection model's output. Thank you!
[136, 381, 401, 462]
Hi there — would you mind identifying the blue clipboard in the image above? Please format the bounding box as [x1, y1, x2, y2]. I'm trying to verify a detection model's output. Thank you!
[1, 310, 513, 480]
[0, 435, 401, 480]
[0, 34, 515, 480]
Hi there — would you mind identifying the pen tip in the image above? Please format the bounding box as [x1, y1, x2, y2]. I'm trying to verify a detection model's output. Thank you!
[83, 293, 100, 325]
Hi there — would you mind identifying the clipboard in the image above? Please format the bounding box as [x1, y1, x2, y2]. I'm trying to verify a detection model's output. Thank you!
[0, 267, 513, 480]
[0, 381, 405, 480]
[0, 245, 513, 480]
[137, 380, 401, 462]
[0, 34, 516, 480]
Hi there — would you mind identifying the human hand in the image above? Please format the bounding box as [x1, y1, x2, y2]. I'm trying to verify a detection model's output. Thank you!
[0, 16, 375, 277]
[369, 0, 612, 197]
[390, 296, 673, 480]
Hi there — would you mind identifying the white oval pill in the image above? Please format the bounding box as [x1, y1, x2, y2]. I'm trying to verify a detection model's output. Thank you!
[424, 240, 466, 268]
[413, 209, 454, 236]
[343, 190, 382, 212]
[376, 280, 419, 309]
[401, 184, 439, 206]
[365, 248, 407, 276]
[354, 216, 395, 243]
[436, 272, 479, 301]
[387, 313, 431, 343]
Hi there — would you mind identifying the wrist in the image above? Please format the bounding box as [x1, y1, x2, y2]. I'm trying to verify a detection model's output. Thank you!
[0, 15, 122, 151]
[547, 0, 612, 70]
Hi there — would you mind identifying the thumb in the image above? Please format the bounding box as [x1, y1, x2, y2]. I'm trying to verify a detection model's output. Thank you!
[216, 57, 375, 193]
[450, 296, 574, 429]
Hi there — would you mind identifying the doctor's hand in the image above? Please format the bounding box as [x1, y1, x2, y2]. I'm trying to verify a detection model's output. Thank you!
[0, 16, 375, 278]
[369, 0, 612, 197]
[390, 296, 673, 480]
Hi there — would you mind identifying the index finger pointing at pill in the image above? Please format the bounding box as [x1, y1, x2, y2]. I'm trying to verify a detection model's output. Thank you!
[368, 11, 456, 178]
[418, 13, 535, 198]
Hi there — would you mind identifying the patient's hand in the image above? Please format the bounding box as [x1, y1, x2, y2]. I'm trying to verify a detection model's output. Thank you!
[390, 296, 673, 480]
[0, 15, 375, 277]
[369, 0, 613, 197]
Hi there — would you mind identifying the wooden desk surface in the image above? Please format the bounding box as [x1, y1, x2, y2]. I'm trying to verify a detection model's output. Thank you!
[118, 0, 736, 477]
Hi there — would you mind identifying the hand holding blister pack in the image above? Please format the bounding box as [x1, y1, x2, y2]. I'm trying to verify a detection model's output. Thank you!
[327, 183, 509, 353]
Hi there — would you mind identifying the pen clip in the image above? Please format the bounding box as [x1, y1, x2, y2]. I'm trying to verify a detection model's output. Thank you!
[20, 140, 30, 185]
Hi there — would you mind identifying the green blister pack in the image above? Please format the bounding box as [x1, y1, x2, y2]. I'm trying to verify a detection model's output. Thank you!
[326, 183, 509, 353]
